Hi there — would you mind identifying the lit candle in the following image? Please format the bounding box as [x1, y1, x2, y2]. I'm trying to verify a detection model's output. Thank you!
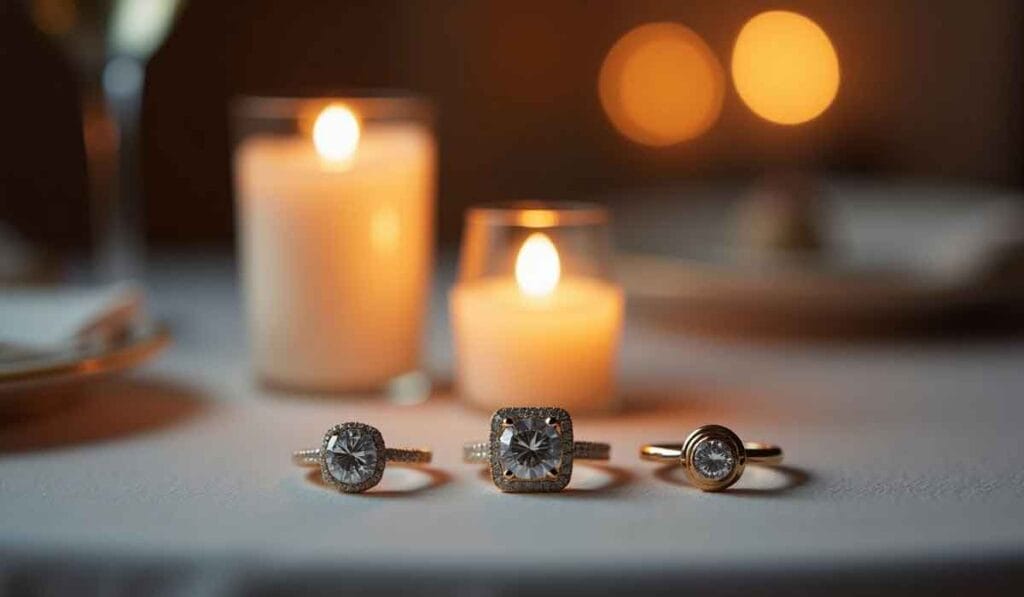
[234, 99, 435, 391]
[451, 230, 624, 413]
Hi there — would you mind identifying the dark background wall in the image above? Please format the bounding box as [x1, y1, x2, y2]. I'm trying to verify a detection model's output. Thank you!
[2, 0, 1022, 253]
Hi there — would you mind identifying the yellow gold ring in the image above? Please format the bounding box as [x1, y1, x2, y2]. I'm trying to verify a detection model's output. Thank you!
[640, 424, 783, 492]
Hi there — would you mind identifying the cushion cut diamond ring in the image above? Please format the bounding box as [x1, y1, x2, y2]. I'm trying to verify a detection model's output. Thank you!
[463, 407, 611, 493]
[293, 422, 432, 493]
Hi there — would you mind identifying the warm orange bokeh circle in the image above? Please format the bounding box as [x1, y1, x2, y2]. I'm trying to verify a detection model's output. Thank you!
[731, 11, 840, 125]
[599, 22, 725, 146]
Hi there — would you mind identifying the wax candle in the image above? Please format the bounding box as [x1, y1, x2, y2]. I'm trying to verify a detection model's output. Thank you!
[451, 230, 624, 413]
[234, 99, 435, 391]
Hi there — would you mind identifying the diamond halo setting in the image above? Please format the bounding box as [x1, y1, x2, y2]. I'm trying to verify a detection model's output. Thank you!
[489, 407, 574, 492]
[319, 422, 386, 493]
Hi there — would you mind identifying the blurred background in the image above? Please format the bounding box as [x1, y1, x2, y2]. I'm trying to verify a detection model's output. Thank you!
[3, 0, 1021, 254]
[2, 6, 1024, 592]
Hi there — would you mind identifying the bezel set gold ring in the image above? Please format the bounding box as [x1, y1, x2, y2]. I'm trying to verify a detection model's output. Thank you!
[292, 414, 783, 495]
[639, 424, 784, 492]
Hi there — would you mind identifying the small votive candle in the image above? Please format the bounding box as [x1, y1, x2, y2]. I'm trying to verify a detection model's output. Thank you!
[233, 95, 435, 391]
[450, 203, 624, 413]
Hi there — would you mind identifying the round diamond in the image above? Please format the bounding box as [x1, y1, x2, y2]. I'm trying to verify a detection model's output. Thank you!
[324, 427, 379, 486]
[692, 438, 736, 481]
[498, 417, 562, 480]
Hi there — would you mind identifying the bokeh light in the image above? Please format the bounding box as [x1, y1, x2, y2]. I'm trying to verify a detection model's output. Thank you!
[599, 22, 725, 146]
[731, 11, 840, 125]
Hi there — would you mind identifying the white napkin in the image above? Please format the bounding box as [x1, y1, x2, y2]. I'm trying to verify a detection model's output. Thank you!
[930, 199, 1024, 283]
[0, 283, 144, 353]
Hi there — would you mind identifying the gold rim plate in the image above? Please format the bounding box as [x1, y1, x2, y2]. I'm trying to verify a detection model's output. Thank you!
[0, 322, 171, 394]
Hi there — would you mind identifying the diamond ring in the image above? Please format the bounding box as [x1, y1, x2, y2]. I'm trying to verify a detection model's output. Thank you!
[292, 422, 432, 493]
[463, 407, 611, 493]
[640, 424, 783, 492]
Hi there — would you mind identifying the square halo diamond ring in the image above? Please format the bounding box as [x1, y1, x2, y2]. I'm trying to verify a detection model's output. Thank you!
[463, 406, 610, 493]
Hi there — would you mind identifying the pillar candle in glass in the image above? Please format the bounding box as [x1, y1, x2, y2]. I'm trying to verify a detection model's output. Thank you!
[450, 203, 624, 413]
[233, 95, 435, 391]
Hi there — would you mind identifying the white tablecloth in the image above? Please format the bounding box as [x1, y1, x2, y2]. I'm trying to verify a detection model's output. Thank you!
[1, 247, 1023, 595]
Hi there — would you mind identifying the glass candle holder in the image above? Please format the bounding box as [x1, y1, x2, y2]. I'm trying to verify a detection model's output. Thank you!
[232, 94, 435, 392]
[450, 202, 624, 413]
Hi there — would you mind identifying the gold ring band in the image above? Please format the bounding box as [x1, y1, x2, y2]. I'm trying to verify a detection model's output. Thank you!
[639, 442, 783, 465]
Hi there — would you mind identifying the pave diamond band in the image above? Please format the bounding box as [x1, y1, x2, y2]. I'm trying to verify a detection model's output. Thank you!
[640, 424, 783, 492]
[462, 440, 610, 464]
[292, 448, 322, 466]
[293, 422, 432, 494]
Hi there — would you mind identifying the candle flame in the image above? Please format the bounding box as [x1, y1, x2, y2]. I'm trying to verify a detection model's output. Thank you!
[515, 232, 560, 297]
[313, 104, 360, 161]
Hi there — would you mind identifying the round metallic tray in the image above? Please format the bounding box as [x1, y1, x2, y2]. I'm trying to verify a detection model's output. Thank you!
[0, 322, 171, 393]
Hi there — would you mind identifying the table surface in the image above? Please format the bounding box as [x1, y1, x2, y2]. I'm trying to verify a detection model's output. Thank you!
[3, 222, 1024, 593]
